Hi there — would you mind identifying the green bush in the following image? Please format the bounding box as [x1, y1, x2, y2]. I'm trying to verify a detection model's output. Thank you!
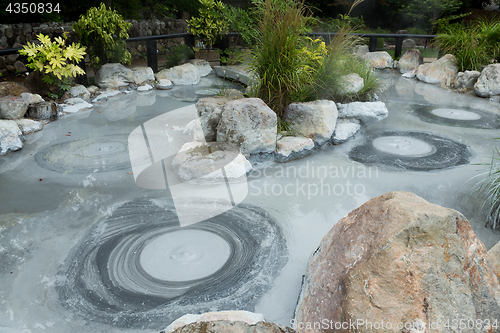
[162, 44, 195, 68]
[73, 3, 132, 71]
[474, 144, 500, 230]
[19, 33, 86, 98]
[188, 0, 228, 49]
[222, 5, 258, 45]
[435, 18, 500, 71]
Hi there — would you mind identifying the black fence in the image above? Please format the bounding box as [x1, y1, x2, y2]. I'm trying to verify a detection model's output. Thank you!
[0, 32, 437, 75]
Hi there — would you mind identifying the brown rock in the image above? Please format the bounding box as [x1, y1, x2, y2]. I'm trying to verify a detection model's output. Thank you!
[296, 192, 500, 333]
[397, 49, 423, 74]
[170, 321, 297, 333]
[0, 82, 31, 97]
[13, 61, 26, 73]
[27, 101, 57, 120]
[416, 54, 458, 87]
[488, 241, 500, 281]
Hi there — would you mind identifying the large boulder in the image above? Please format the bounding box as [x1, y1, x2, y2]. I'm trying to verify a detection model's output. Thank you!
[15, 119, 43, 135]
[131, 66, 155, 85]
[283, 100, 337, 145]
[0, 120, 23, 155]
[20, 92, 44, 105]
[397, 49, 423, 74]
[217, 98, 277, 156]
[474, 64, 500, 97]
[0, 96, 29, 120]
[69, 85, 91, 99]
[0, 82, 30, 98]
[27, 101, 57, 120]
[275, 136, 315, 163]
[196, 97, 230, 141]
[296, 192, 500, 333]
[336, 101, 388, 125]
[455, 70, 481, 90]
[416, 54, 458, 86]
[352, 45, 369, 58]
[171, 142, 252, 183]
[95, 63, 134, 89]
[362, 51, 393, 69]
[489, 241, 500, 280]
[156, 63, 201, 85]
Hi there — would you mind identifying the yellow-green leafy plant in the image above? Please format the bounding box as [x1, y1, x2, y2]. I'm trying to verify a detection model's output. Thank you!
[19, 33, 86, 98]
[73, 3, 131, 71]
[188, 0, 228, 50]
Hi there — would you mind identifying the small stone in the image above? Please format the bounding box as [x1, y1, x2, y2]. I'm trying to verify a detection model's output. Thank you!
[87, 85, 99, 94]
[137, 84, 153, 91]
[362, 51, 393, 69]
[132, 66, 155, 85]
[5, 54, 18, 65]
[275, 136, 315, 162]
[155, 79, 173, 90]
[60, 98, 93, 113]
[15, 118, 43, 135]
[20, 92, 44, 105]
[337, 101, 388, 125]
[27, 101, 57, 120]
[332, 118, 361, 144]
[69, 85, 90, 99]
[398, 49, 423, 74]
[338, 73, 364, 95]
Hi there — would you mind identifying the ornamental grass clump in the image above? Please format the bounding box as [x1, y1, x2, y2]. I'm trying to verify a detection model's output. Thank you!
[248, 0, 382, 117]
[436, 18, 500, 71]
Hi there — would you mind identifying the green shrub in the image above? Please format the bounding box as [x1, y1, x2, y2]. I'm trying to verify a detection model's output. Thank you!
[435, 18, 500, 71]
[162, 44, 195, 68]
[188, 0, 228, 49]
[19, 33, 86, 98]
[222, 5, 258, 45]
[320, 14, 365, 32]
[73, 3, 132, 72]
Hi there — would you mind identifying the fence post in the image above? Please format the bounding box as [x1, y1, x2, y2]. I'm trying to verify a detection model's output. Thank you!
[184, 34, 195, 60]
[395, 36, 403, 59]
[147, 40, 158, 73]
[369, 36, 377, 52]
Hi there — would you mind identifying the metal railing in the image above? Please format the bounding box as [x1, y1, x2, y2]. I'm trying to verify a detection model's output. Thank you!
[0, 32, 437, 75]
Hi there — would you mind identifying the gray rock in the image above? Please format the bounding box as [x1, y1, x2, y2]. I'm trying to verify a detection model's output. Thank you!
[353, 44, 369, 58]
[60, 98, 93, 114]
[155, 79, 173, 90]
[455, 70, 481, 90]
[196, 96, 230, 141]
[283, 100, 338, 145]
[213, 65, 257, 85]
[474, 64, 500, 97]
[137, 84, 153, 91]
[217, 98, 277, 156]
[132, 66, 155, 85]
[488, 241, 500, 281]
[13, 61, 26, 73]
[402, 38, 416, 48]
[275, 136, 315, 162]
[69, 85, 90, 99]
[398, 49, 423, 74]
[416, 54, 458, 86]
[0, 56, 5, 69]
[0, 120, 23, 155]
[14, 118, 43, 134]
[338, 73, 364, 95]
[171, 142, 252, 183]
[189, 59, 212, 77]
[27, 101, 57, 120]
[337, 101, 388, 125]
[332, 118, 361, 144]
[87, 85, 99, 94]
[156, 63, 200, 85]
[362, 51, 393, 69]
[95, 63, 134, 89]
[296, 192, 500, 333]
[0, 96, 28, 119]
[5, 54, 18, 65]
[402, 69, 417, 78]
[20, 92, 44, 105]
